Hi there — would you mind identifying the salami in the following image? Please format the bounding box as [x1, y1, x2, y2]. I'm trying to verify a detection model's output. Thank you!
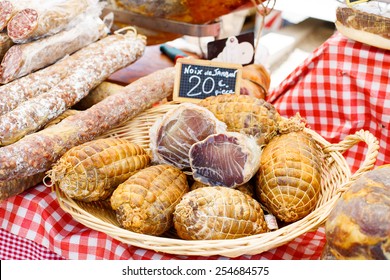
[7, 0, 100, 44]
[0, 15, 108, 84]
[0, 30, 146, 146]
[0, 0, 15, 31]
[0, 18, 109, 116]
[0, 67, 176, 184]
[0, 0, 40, 31]
[0, 61, 69, 116]
[0, 104, 76, 201]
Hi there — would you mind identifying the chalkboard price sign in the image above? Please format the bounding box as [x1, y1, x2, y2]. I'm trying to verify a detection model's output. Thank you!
[345, 0, 369, 6]
[173, 58, 242, 103]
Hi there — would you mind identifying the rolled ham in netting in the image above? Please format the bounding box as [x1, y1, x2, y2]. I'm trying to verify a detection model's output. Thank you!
[0, 15, 108, 84]
[7, 0, 101, 43]
[0, 29, 146, 146]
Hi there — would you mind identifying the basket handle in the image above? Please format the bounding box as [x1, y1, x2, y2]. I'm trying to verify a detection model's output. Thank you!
[323, 129, 379, 183]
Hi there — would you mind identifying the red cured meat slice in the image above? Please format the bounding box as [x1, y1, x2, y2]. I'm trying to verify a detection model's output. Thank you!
[7, 8, 38, 41]
[149, 103, 226, 170]
[189, 132, 261, 188]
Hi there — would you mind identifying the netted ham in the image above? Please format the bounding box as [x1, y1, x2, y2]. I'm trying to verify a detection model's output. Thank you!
[110, 164, 189, 236]
[240, 63, 270, 99]
[323, 165, 390, 260]
[46, 138, 150, 202]
[173, 186, 268, 240]
[199, 94, 280, 145]
[189, 132, 261, 188]
[255, 125, 323, 223]
[149, 103, 227, 170]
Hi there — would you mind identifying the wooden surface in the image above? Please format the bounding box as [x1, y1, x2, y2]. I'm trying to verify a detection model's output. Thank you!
[107, 45, 175, 85]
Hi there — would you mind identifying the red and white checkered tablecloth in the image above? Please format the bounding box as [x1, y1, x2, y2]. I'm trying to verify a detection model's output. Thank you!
[0, 184, 325, 260]
[0, 32, 388, 260]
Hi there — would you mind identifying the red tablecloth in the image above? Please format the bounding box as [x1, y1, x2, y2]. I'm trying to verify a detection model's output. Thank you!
[1, 32, 389, 260]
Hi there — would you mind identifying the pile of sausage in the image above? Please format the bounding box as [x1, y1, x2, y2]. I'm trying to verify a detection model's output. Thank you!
[0, 0, 178, 201]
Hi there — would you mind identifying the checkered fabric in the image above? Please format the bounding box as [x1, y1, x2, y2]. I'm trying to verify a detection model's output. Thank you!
[0, 184, 325, 260]
[0, 227, 64, 260]
[0, 31, 387, 260]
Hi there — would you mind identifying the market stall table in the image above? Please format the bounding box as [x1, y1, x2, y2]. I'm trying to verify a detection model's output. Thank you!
[1, 32, 388, 260]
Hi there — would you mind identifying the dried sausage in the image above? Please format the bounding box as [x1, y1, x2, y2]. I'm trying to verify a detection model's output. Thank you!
[0, 30, 146, 146]
[0, 0, 15, 31]
[0, 20, 111, 116]
[0, 15, 108, 84]
[7, 0, 98, 43]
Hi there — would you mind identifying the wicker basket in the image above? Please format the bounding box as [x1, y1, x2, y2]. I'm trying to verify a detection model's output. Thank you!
[54, 102, 380, 257]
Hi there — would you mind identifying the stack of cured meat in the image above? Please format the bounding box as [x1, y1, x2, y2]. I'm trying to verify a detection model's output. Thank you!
[0, 0, 169, 201]
[0, 0, 109, 83]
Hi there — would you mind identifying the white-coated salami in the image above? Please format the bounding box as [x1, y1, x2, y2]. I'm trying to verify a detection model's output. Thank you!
[0, 30, 146, 146]
[0, 19, 111, 116]
[0, 106, 77, 201]
[0, 15, 108, 84]
[0, 0, 16, 31]
[0, 0, 41, 31]
[7, 0, 100, 43]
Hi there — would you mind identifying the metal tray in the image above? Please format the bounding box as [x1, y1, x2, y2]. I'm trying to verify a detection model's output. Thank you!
[102, 7, 221, 37]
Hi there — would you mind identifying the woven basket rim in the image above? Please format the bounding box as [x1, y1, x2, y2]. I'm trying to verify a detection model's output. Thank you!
[53, 102, 379, 258]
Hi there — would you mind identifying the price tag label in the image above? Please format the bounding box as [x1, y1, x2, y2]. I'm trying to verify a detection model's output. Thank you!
[207, 32, 255, 65]
[173, 58, 242, 103]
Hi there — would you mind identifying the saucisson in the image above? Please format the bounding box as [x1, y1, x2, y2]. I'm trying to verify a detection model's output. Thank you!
[0, 15, 108, 84]
[0, 29, 146, 146]
[0, 1, 13, 31]
[7, 0, 100, 43]
[0, 20, 115, 116]
[0, 0, 44, 31]
[0, 105, 77, 201]
[0, 67, 176, 184]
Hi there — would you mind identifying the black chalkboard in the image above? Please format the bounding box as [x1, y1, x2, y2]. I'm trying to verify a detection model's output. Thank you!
[346, 0, 369, 6]
[173, 58, 242, 103]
